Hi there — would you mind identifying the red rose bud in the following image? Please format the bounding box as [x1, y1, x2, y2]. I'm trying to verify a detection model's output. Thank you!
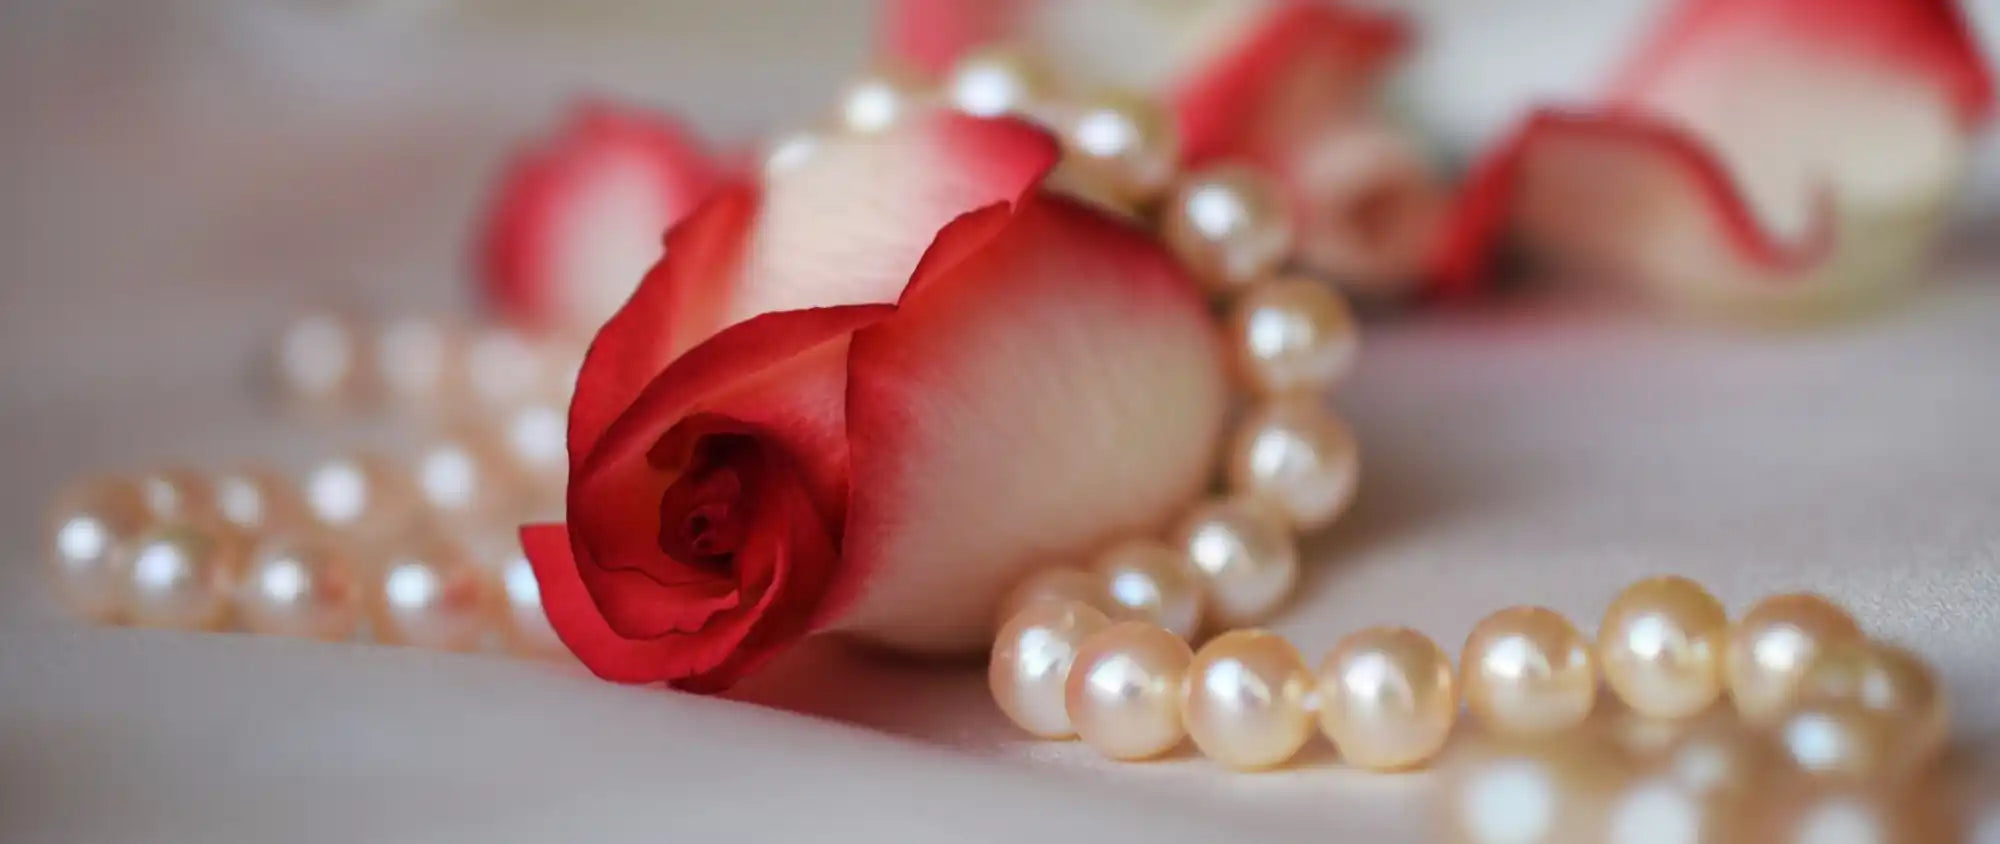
[478, 101, 722, 337]
[522, 113, 1228, 692]
[1432, 0, 1995, 319]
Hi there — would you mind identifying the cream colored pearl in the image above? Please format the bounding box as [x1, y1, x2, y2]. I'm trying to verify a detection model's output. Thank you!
[136, 467, 218, 523]
[374, 315, 464, 409]
[1091, 538, 1203, 639]
[1317, 626, 1457, 771]
[1598, 576, 1729, 719]
[1183, 630, 1314, 769]
[274, 311, 367, 406]
[124, 522, 241, 630]
[45, 477, 151, 623]
[1059, 93, 1179, 204]
[1775, 702, 1922, 782]
[1174, 498, 1298, 627]
[414, 429, 526, 528]
[1226, 400, 1360, 531]
[1791, 641, 1948, 765]
[1226, 276, 1359, 396]
[1066, 621, 1193, 760]
[946, 47, 1048, 118]
[303, 453, 420, 544]
[1462, 606, 1598, 737]
[213, 466, 306, 535]
[235, 538, 363, 641]
[464, 327, 555, 411]
[500, 402, 568, 512]
[990, 599, 1113, 739]
[1724, 593, 1862, 723]
[997, 566, 1102, 627]
[1162, 164, 1295, 293]
[371, 536, 489, 652]
[836, 69, 927, 134]
[475, 534, 567, 659]
[762, 130, 822, 177]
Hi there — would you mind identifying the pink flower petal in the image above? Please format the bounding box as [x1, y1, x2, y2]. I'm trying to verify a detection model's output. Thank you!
[838, 195, 1228, 653]
[1436, 0, 1993, 312]
[478, 101, 721, 335]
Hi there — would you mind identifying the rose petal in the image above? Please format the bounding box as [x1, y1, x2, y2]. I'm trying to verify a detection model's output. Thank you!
[838, 195, 1228, 652]
[1435, 0, 1992, 312]
[879, 1, 1408, 161]
[571, 306, 891, 640]
[478, 101, 720, 335]
[716, 112, 1057, 326]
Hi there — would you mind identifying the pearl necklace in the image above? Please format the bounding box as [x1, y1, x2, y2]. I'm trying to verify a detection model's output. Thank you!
[44, 311, 583, 658]
[891, 50, 1960, 787]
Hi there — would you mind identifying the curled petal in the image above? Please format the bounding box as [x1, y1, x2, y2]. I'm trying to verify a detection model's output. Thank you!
[1436, 0, 1993, 314]
[571, 306, 890, 641]
[478, 101, 720, 335]
[839, 195, 1228, 652]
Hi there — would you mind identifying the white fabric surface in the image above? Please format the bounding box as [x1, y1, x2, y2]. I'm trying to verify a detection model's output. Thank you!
[3, 2, 1999, 841]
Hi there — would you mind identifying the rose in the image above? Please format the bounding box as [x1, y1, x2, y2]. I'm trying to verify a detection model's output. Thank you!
[478, 101, 721, 336]
[521, 112, 1228, 691]
[880, 0, 1445, 297]
[1433, 0, 1993, 318]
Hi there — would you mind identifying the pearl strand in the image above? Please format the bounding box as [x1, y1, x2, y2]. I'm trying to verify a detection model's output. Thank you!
[990, 577, 1953, 785]
[45, 311, 580, 660]
[837, 51, 1367, 744]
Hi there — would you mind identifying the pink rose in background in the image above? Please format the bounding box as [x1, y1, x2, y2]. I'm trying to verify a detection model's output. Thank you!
[522, 113, 1227, 690]
[1433, 0, 1995, 320]
[478, 101, 721, 336]
[881, 0, 1448, 300]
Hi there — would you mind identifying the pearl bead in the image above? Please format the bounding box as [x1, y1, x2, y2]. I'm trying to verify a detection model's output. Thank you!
[45, 477, 151, 623]
[212, 466, 306, 535]
[1724, 593, 1862, 723]
[1775, 703, 1921, 782]
[371, 536, 489, 652]
[1317, 626, 1457, 770]
[1226, 276, 1359, 396]
[303, 453, 420, 545]
[124, 522, 242, 630]
[414, 429, 526, 528]
[373, 315, 464, 409]
[990, 599, 1113, 739]
[1091, 538, 1203, 639]
[499, 402, 568, 512]
[1066, 621, 1193, 760]
[1791, 641, 1948, 765]
[1462, 606, 1598, 738]
[1597, 576, 1729, 719]
[836, 69, 927, 134]
[946, 47, 1048, 118]
[235, 538, 363, 641]
[997, 566, 1102, 627]
[464, 327, 555, 411]
[1174, 498, 1298, 626]
[1060, 93, 1179, 205]
[136, 467, 218, 523]
[1183, 630, 1314, 769]
[273, 311, 366, 407]
[1226, 400, 1359, 531]
[762, 130, 822, 177]
[475, 534, 567, 659]
[1162, 164, 1294, 293]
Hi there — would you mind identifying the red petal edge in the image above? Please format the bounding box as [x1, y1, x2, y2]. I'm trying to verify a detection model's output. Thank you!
[1429, 108, 1836, 299]
[1173, 1, 1411, 163]
[477, 100, 721, 332]
[1613, 0, 1994, 130]
[879, 0, 1021, 75]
